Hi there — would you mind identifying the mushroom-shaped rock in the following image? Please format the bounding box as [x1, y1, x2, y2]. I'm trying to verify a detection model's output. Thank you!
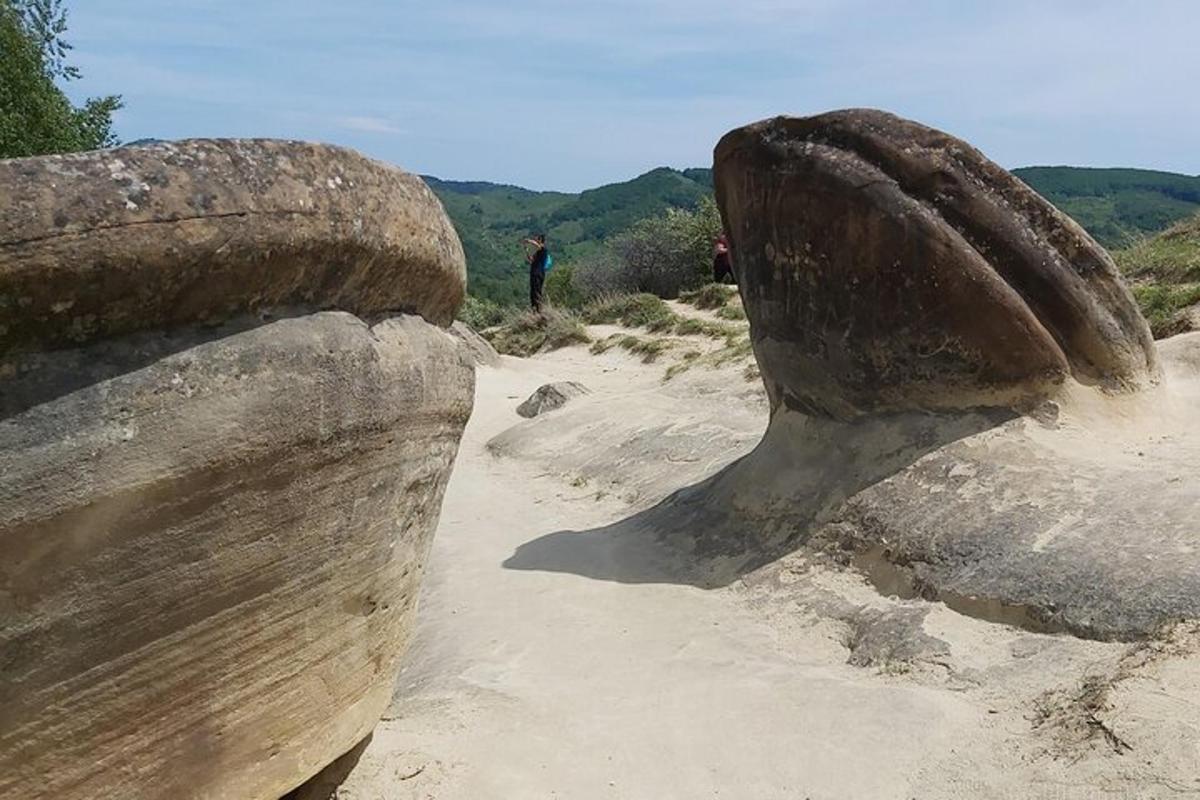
[0, 141, 472, 799]
[702, 110, 1200, 640]
[714, 109, 1157, 420]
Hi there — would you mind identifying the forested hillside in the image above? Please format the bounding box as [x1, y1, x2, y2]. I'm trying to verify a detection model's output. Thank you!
[426, 168, 710, 304]
[433, 164, 1200, 305]
[1014, 167, 1200, 246]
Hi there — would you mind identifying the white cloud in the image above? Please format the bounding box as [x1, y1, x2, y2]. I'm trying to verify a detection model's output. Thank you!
[337, 116, 406, 135]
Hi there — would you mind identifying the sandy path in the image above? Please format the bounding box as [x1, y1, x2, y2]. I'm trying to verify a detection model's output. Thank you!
[332, 332, 1200, 799]
[335, 352, 984, 799]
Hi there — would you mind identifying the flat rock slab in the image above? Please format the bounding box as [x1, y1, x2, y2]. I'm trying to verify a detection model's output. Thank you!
[516, 381, 589, 418]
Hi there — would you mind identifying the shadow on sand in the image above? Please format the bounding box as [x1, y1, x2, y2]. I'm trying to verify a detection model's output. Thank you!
[503, 407, 1016, 588]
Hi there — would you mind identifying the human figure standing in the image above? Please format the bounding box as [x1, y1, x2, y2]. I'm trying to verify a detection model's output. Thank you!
[713, 232, 735, 284]
[523, 233, 549, 311]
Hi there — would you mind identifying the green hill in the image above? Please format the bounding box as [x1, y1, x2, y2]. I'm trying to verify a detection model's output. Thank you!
[432, 164, 1200, 305]
[1113, 211, 1200, 337]
[1013, 167, 1200, 247]
[426, 168, 710, 305]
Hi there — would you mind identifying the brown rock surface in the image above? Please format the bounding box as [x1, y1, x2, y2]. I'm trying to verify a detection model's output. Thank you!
[0, 138, 465, 355]
[0, 141, 473, 799]
[714, 109, 1156, 420]
[697, 110, 1200, 640]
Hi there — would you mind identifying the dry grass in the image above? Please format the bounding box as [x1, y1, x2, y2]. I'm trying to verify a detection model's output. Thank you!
[485, 309, 591, 357]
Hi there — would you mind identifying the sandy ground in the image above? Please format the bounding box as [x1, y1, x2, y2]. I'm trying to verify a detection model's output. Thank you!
[331, 313, 1200, 800]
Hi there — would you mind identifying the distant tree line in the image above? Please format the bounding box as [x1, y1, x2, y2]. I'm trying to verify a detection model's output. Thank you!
[1, 0, 121, 159]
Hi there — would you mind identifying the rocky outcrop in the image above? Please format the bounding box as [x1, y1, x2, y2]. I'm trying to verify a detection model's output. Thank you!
[706, 110, 1200, 640]
[714, 109, 1157, 420]
[451, 319, 502, 367]
[517, 381, 589, 418]
[0, 138, 465, 355]
[0, 141, 473, 799]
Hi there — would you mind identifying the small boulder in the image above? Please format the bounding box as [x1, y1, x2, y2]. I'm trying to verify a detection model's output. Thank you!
[517, 382, 589, 418]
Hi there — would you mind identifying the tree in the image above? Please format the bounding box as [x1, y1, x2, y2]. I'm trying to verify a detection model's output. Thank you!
[605, 195, 723, 298]
[0, 0, 122, 159]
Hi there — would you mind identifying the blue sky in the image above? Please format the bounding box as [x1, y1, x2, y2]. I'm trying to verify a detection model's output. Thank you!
[67, 0, 1200, 191]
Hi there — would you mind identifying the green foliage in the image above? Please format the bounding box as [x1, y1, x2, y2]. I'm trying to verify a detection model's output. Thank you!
[457, 294, 513, 330]
[1113, 214, 1200, 283]
[1015, 167, 1200, 247]
[483, 309, 590, 357]
[581, 293, 676, 329]
[589, 333, 673, 363]
[0, 0, 121, 159]
[1111, 212, 1200, 338]
[680, 282, 737, 310]
[1131, 283, 1200, 339]
[605, 195, 722, 298]
[427, 168, 712, 305]
[716, 303, 747, 321]
[544, 265, 585, 310]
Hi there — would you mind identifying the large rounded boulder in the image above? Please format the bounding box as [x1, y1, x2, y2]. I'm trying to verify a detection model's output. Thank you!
[0, 141, 473, 799]
[700, 110, 1200, 641]
[714, 109, 1157, 420]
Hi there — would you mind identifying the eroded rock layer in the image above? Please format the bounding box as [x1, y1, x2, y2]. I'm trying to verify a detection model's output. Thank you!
[0, 138, 466, 354]
[0, 141, 473, 800]
[714, 109, 1156, 420]
[706, 110, 1200, 640]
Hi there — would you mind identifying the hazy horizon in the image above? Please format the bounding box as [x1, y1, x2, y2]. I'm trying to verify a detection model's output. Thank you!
[66, 0, 1200, 193]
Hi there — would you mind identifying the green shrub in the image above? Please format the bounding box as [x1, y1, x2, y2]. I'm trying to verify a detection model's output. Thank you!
[588, 332, 671, 363]
[1114, 214, 1200, 283]
[715, 303, 747, 321]
[545, 265, 586, 310]
[457, 294, 515, 330]
[484, 309, 590, 357]
[581, 292, 677, 329]
[1131, 283, 1200, 338]
[679, 282, 736, 310]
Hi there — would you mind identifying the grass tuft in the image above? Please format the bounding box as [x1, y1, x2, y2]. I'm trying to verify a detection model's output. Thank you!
[679, 283, 737, 310]
[485, 309, 591, 357]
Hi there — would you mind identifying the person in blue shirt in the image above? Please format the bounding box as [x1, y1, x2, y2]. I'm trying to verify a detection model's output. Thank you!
[522, 233, 549, 311]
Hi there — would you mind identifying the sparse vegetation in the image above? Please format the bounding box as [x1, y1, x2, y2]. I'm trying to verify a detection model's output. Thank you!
[581, 293, 676, 329]
[484, 309, 590, 357]
[457, 294, 514, 331]
[1114, 213, 1200, 284]
[590, 333, 673, 363]
[1130, 284, 1200, 338]
[716, 304, 747, 321]
[1113, 212, 1200, 338]
[680, 282, 736, 310]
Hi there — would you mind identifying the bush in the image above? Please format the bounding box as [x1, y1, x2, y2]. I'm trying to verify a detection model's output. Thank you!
[569, 196, 723, 301]
[1114, 213, 1200, 283]
[581, 293, 677, 329]
[457, 294, 514, 330]
[571, 246, 638, 299]
[484, 309, 591, 357]
[1131, 283, 1200, 338]
[679, 282, 736, 310]
[716, 303, 747, 321]
[544, 265, 586, 310]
